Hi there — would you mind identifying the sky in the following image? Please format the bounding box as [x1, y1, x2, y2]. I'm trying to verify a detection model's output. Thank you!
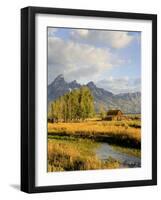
[48, 27, 141, 94]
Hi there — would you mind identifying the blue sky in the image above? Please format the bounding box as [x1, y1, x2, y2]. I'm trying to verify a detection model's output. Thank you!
[48, 27, 141, 94]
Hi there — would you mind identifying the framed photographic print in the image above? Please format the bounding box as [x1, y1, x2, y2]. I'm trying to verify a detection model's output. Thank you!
[21, 6, 157, 193]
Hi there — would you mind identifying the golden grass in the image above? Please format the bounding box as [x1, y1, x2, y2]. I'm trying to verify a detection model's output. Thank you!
[48, 139, 120, 172]
[48, 120, 141, 142]
[47, 119, 141, 171]
[108, 120, 141, 128]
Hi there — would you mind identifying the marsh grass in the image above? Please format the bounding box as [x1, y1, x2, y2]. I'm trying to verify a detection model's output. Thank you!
[48, 138, 120, 172]
[47, 118, 141, 171]
[48, 120, 141, 148]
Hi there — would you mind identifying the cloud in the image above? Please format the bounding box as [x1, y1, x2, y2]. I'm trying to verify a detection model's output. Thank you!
[71, 29, 89, 37]
[96, 77, 141, 94]
[71, 29, 134, 49]
[48, 27, 58, 37]
[48, 36, 120, 84]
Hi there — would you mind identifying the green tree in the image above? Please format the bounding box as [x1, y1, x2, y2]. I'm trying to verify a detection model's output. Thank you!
[49, 86, 95, 122]
[99, 103, 106, 119]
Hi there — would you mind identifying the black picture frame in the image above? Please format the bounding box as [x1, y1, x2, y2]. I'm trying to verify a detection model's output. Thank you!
[21, 6, 157, 193]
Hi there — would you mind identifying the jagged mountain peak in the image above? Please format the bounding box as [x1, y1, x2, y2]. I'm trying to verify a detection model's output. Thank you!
[53, 74, 65, 83]
[87, 81, 96, 88]
[48, 75, 141, 113]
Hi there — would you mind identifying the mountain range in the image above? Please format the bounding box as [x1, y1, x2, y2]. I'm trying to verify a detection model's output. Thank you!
[48, 74, 141, 113]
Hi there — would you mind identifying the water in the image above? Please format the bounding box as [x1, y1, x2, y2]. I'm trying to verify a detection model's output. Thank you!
[95, 143, 141, 168]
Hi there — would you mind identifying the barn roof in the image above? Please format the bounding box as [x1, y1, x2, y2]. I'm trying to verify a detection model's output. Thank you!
[107, 109, 123, 115]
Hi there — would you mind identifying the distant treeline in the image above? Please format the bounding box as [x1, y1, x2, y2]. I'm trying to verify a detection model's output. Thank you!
[48, 86, 95, 122]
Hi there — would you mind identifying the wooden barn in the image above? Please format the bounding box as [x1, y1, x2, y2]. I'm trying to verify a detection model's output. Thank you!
[104, 109, 124, 121]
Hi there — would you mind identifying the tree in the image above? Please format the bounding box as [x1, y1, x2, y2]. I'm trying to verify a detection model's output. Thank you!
[80, 86, 95, 119]
[99, 103, 106, 119]
[48, 86, 95, 122]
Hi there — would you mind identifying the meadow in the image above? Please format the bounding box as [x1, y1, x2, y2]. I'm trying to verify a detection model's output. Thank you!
[48, 116, 141, 172]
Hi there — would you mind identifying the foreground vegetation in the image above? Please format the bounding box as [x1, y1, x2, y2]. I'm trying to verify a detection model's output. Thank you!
[48, 119, 141, 149]
[48, 118, 141, 171]
[48, 138, 120, 172]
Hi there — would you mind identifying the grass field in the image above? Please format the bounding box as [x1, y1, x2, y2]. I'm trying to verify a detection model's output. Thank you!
[48, 117, 141, 172]
[48, 119, 141, 148]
